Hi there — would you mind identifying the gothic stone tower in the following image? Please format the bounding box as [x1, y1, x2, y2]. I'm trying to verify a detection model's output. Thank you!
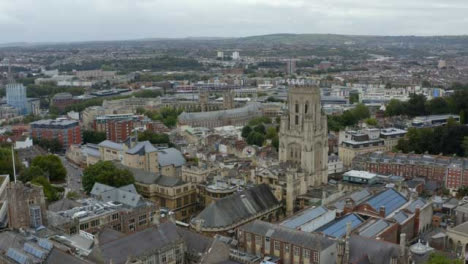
[279, 85, 328, 186]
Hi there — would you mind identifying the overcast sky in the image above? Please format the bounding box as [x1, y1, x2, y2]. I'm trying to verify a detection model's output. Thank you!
[1, 0, 468, 43]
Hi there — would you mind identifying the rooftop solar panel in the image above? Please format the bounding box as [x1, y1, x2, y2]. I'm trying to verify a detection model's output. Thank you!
[319, 214, 363, 238]
[281, 206, 327, 229]
[367, 189, 407, 216]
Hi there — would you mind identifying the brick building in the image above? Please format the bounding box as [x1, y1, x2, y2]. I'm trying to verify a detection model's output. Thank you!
[30, 118, 82, 149]
[93, 114, 148, 143]
[51, 92, 76, 111]
[238, 220, 336, 264]
[353, 151, 466, 189]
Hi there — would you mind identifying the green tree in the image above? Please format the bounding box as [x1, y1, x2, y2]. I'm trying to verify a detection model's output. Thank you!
[82, 161, 135, 193]
[352, 103, 370, 120]
[349, 93, 359, 104]
[427, 253, 463, 264]
[462, 137, 468, 157]
[246, 132, 265, 147]
[426, 97, 450, 115]
[19, 165, 46, 183]
[385, 99, 405, 117]
[253, 124, 266, 134]
[272, 136, 279, 150]
[0, 147, 22, 178]
[460, 110, 466, 124]
[138, 131, 171, 145]
[364, 118, 378, 126]
[31, 176, 62, 202]
[406, 93, 427, 116]
[83, 130, 107, 144]
[31, 155, 67, 182]
[265, 126, 278, 139]
[241, 126, 252, 138]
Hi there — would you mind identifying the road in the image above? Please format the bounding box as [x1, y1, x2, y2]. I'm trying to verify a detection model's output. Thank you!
[59, 156, 84, 194]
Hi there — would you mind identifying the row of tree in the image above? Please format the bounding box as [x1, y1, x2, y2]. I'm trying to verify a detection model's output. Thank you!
[395, 122, 468, 157]
[385, 91, 468, 122]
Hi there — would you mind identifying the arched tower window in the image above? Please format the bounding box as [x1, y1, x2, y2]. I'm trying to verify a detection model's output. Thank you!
[305, 102, 309, 114]
[295, 102, 299, 113]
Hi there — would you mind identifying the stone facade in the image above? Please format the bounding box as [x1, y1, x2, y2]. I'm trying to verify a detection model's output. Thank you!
[7, 182, 47, 229]
[279, 86, 328, 187]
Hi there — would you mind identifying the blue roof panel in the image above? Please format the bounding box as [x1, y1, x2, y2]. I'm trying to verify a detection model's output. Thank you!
[366, 189, 407, 216]
[318, 213, 363, 238]
[281, 206, 328, 229]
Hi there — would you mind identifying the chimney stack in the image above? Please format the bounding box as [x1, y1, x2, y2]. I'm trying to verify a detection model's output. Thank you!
[400, 233, 406, 257]
[379, 206, 386, 218]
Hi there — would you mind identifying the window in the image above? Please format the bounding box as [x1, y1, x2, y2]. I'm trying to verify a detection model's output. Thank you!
[255, 235, 261, 244]
[246, 233, 251, 243]
[294, 246, 300, 256]
[305, 103, 309, 114]
[284, 243, 289, 253]
[312, 251, 319, 262]
[139, 214, 147, 221]
[274, 241, 280, 251]
[91, 219, 100, 227]
[295, 115, 299, 125]
[303, 249, 310, 258]
[184, 195, 189, 205]
[176, 198, 182, 208]
[112, 213, 119, 220]
[129, 218, 135, 223]
[295, 103, 299, 113]
[79, 223, 89, 230]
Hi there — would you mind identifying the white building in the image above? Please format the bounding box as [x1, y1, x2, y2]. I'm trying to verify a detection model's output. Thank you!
[232, 51, 240, 60]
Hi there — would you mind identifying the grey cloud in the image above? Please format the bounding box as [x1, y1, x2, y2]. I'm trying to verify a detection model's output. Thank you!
[0, 0, 467, 43]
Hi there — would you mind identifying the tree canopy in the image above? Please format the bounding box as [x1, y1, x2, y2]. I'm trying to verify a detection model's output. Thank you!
[138, 131, 172, 146]
[395, 124, 468, 156]
[31, 155, 67, 182]
[0, 147, 22, 178]
[83, 130, 107, 144]
[82, 161, 135, 193]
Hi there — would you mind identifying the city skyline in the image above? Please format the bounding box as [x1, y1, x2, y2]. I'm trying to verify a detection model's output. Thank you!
[1, 0, 468, 43]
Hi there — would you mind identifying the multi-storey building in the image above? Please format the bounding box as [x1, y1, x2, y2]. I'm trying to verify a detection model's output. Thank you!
[123, 141, 186, 177]
[128, 166, 197, 222]
[51, 92, 75, 110]
[238, 220, 336, 264]
[339, 129, 386, 168]
[93, 114, 146, 143]
[352, 151, 457, 187]
[48, 183, 157, 235]
[30, 118, 82, 149]
[6, 83, 27, 115]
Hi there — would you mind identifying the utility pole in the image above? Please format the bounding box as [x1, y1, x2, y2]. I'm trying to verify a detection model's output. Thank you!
[11, 144, 16, 183]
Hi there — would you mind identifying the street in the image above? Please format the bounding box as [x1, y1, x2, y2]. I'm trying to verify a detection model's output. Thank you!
[59, 155, 84, 194]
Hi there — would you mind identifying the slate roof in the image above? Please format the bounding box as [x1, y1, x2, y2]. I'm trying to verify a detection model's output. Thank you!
[48, 199, 81, 212]
[113, 163, 185, 187]
[90, 183, 144, 208]
[317, 213, 364, 238]
[157, 148, 186, 167]
[349, 235, 400, 264]
[192, 184, 280, 229]
[280, 206, 328, 230]
[406, 198, 427, 213]
[98, 140, 124, 151]
[358, 219, 390, 238]
[126, 141, 158, 155]
[365, 188, 408, 217]
[393, 211, 410, 224]
[84, 144, 100, 157]
[97, 222, 183, 264]
[45, 248, 89, 264]
[239, 220, 335, 250]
